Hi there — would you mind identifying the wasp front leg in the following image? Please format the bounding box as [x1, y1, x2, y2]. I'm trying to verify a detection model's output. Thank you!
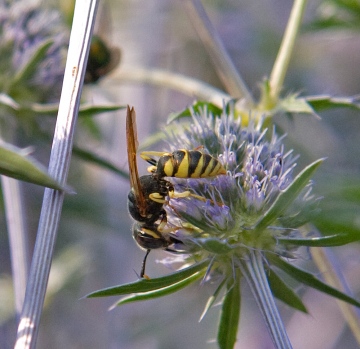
[140, 151, 169, 174]
[169, 190, 209, 203]
[169, 189, 226, 207]
[148, 192, 167, 204]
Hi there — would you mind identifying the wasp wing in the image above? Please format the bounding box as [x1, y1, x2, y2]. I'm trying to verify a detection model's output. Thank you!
[126, 106, 147, 217]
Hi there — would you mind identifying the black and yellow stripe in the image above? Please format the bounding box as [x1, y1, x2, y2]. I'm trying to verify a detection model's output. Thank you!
[155, 149, 226, 178]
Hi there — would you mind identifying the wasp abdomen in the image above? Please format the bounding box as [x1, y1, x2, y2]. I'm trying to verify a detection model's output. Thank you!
[156, 149, 226, 178]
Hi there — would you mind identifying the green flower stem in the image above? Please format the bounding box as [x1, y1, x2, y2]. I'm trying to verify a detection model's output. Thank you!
[181, 0, 254, 105]
[311, 246, 360, 345]
[1, 175, 29, 317]
[114, 67, 230, 107]
[13, 1, 98, 348]
[269, 0, 308, 103]
[239, 250, 292, 349]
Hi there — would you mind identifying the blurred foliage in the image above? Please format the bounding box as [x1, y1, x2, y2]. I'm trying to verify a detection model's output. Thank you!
[306, 0, 360, 31]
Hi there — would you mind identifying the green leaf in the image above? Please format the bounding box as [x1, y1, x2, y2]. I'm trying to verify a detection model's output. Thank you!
[268, 255, 360, 308]
[167, 101, 223, 124]
[0, 141, 69, 191]
[86, 259, 208, 298]
[267, 268, 307, 313]
[279, 94, 317, 115]
[199, 278, 226, 321]
[72, 145, 129, 179]
[306, 95, 360, 112]
[196, 238, 233, 254]
[137, 130, 169, 151]
[305, 0, 360, 32]
[11, 40, 53, 88]
[277, 232, 360, 247]
[311, 173, 360, 237]
[254, 158, 324, 232]
[217, 273, 241, 349]
[111, 270, 204, 308]
[29, 103, 125, 116]
[0, 93, 20, 111]
[78, 104, 126, 117]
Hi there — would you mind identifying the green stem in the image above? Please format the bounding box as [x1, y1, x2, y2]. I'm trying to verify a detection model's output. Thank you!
[269, 0, 308, 103]
[239, 250, 292, 349]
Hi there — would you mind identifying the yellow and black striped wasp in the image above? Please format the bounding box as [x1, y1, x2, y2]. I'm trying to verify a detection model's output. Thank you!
[141, 149, 226, 179]
[126, 106, 226, 278]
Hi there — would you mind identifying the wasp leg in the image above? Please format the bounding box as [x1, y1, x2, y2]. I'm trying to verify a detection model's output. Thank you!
[141, 151, 169, 174]
[169, 189, 225, 206]
[140, 151, 169, 165]
[149, 192, 167, 203]
[157, 213, 168, 231]
[146, 165, 157, 174]
[140, 249, 151, 279]
[156, 214, 181, 234]
[169, 190, 208, 203]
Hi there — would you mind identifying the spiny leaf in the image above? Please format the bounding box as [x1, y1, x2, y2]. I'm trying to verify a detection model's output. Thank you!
[0, 141, 69, 191]
[11, 40, 53, 87]
[268, 255, 360, 308]
[29, 103, 125, 116]
[267, 268, 307, 313]
[0, 93, 20, 111]
[279, 94, 317, 115]
[110, 271, 204, 308]
[78, 104, 126, 116]
[306, 95, 360, 112]
[199, 278, 226, 321]
[167, 101, 223, 124]
[72, 145, 129, 179]
[217, 273, 241, 349]
[254, 158, 324, 232]
[86, 259, 208, 298]
[196, 238, 234, 254]
[277, 232, 360, 247]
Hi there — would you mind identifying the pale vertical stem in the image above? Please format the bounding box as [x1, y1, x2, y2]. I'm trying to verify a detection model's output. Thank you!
[311, 247, 360, 345]
[182, 0, 254, 104]
[239, 250, 293, 349]
[269, 0, 308, 102]
[1, 176, 29, 317]
[13, 1, 98, 348]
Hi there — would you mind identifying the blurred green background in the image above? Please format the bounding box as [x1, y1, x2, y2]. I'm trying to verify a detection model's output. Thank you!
[2, 0, 360, 348]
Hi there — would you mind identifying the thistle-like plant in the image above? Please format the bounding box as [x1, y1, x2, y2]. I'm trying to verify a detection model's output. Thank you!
[87, 103, 360, 349]
[3, 0, 360, 348]
[86, 1, 360, 348]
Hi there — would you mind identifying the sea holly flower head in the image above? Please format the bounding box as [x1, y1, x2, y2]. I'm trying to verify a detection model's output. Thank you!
[162, 105, 317, 274]
[0, 0, 68, 102]
[88, 104, 360, 349]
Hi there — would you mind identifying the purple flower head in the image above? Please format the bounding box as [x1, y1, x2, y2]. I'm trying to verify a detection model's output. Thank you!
[159, 105, 318, 272]
[0, 0, 68, 101]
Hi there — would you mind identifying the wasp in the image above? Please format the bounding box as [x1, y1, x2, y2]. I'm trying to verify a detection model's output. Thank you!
[140, 149, 226, 178]
[126, 106, 226, 278]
